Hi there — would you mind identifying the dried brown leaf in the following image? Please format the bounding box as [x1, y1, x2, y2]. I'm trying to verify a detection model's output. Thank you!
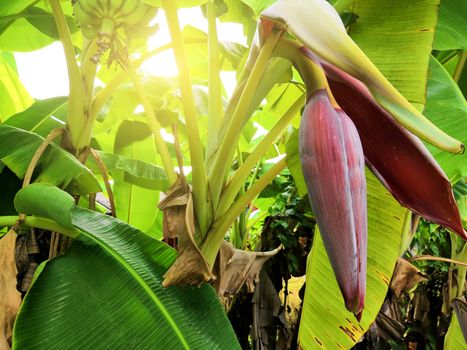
[0, 229, 21, 350]
[390, 258, 427, 298]
[252, 270, 281, 349]
[214, 241, 282, 300]
[159, 179, 213, 286]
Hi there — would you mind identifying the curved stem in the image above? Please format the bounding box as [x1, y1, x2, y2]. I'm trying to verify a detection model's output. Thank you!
[216, 93, 304, 217]
[208, 30, 283, 213]
[23, 128, 64, 188]
[0, 216, 80, 239]
[409, 255, 467, 267]
[90, 149, 116, 217]
[127, 67, 177, 185]
[161, 0, 208, 235]
[201, 157, 287, 266]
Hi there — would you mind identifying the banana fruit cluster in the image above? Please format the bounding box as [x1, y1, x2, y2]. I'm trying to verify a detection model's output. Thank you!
[72, 0, 156, 64]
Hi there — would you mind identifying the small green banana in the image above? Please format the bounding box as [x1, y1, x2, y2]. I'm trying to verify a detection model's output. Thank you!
[72, 0, 157, 65]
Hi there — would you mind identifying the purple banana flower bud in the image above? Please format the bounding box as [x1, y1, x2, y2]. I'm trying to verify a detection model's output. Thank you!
[299, 89, 367, 318]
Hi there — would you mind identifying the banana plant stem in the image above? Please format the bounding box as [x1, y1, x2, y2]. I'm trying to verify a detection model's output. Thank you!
[80, 38, 99, 108]
[23, 128, 64, 188]
[453, 51, 466, 82]
[90, 149, 116, 217]
[161, 0, 208, 235]
[0, 216, 80, 239]
[201, 157, 287, 267]
[409, 255, 467, 267]
[216, 93, 304, 217]
[208, 30, 283, 213]
[206, 0, 224, 161]
[49, 0, 86, 153]
[128, 68, 177, 185]
[75, 39, 99, 149]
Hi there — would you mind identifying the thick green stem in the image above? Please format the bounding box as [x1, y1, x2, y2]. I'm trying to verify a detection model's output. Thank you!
[453, 51, 466, 82]
[206, 0, 224, 161]
[0, 216, 80, 239]
[49, 0, 86, 153]
[161, 0, 208, 235]
[208, 30, 282, 213]
[76, 39, 99, 150]
[201, 157, 287, 266]
[81, 38, 99, 107]
[128, 68, 177, 185]
[216, 93, 304, 217]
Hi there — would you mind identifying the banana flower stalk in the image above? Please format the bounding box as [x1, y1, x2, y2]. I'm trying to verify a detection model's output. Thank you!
[259, 0, 466, 318]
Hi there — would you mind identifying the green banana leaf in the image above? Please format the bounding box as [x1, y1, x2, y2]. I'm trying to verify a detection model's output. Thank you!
[0, 125, 100, 194]
[424, 56, 467, 182]
[12, 184, 240, 349]
[240, 0, 277, 15]
[4, 96, 68, 136]
[112, 119, 163, 235]
[444, 313, 466, 349]
[87, 151, 169, 191]
[0, 0, 36, 34]
[298, 171, 407, 349]
[0, 19, 56, 51]
[433, 0, 467, 51]
[0, 55, 33, 122]
[349, 0, 439, 111]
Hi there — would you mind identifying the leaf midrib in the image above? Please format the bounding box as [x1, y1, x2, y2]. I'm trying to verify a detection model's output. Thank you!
[75, 223, 190, 350]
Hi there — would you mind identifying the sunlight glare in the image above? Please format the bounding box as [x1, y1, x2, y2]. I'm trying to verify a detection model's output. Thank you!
[15, 42, 69, 99]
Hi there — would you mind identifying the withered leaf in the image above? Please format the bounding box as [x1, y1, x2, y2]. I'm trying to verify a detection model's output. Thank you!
[214, 241, 282, 300]
[159, 179, 213, 286]
[390, 257, 427, 298]
[0, 228, 21, 350]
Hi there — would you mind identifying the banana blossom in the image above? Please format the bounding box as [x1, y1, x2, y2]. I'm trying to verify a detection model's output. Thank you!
[259, 0, 466, 319]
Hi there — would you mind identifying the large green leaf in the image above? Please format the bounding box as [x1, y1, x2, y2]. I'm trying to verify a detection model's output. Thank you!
[12, 185, 240, 349]
[87, 151, 169, 191]
[424, 56, 467, 182]
[433, 0, 467, 50]
[241, 0, 277, 15]
[112, 120, 162, 234]
[299, 171, 407, 349]
[349, 0, 439, 110]
[0, 125, 100, 194]
[0, 18, 56, 51]
[4, 96, 68, 137]
[0, 55, 33, 122]
[0, 0, 36, 34]
[444, 313, 466, 349]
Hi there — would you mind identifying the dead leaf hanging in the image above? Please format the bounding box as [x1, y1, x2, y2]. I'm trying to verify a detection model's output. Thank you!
[214, 240, 282, 302]
[159, 179, 213, 286]
[390, 257, 427, 298]
[0, 228, 22, 350]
